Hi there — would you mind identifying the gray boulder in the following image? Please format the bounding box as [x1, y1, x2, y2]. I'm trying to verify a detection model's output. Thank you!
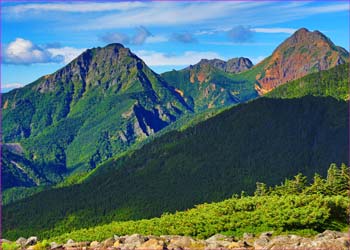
[25, 237, 38, 246]
[50, 242, 63, 250]
[16, 237, 27, 246]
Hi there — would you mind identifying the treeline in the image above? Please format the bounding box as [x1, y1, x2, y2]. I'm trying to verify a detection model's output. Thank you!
[50, 163, 350, 243]
[266, 63, 349, 100]
[255, 163, 350, 196]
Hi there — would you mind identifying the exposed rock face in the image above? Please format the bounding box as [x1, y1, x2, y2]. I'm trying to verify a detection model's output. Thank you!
[190, 57, 253, 74]
[255, 28, 349, 94]
[226, 58, 254, 73]
[12, 231, 350, 250]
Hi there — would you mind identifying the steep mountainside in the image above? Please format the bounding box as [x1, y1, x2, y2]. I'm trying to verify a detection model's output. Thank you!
[267, 63, 349, 100]
[4, 62, 348, 238]
[2, 43, 190, 189]
[254, 28, 349, 94]
[4, 93, 348, 239]
[162, 58, 256, 111]
[2, 145, 49, 189]
[3, 59, 349, 236]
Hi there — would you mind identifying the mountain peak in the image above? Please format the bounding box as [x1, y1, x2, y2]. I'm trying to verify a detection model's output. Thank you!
[284, 28, 336, 47]
[104, 43, 125, 49]
[294, 27, 310, 34]
[255, 28, 349, 94]
[36, 43, 141, 93]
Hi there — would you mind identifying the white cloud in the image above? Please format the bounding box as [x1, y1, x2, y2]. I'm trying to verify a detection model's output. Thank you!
[2, 82, 25, 89]
[47, 47, 86, 64]
[7, 2, 146, 13]
[4, 38, 61, 64]
[136, 50, 222, 66]
[251, 28, 297, 34]
[3, 38, 84, 65]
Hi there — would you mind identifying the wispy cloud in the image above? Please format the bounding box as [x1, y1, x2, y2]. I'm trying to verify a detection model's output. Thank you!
[171, 32, 197, 43]
[132, 26, 152, 45]
[100, 26, 153, 45]
[5, 2, 349, 32]
[198, 27, 297, 37]
[6, 2, 146, 13]
[66, 1, 348, 30]
[100, 32, 130, 45]
[136, 50, 222, 66]
[251, 28, 297, 34]
[227, 26, 254, 43]
[76, 2, 269, 30]
[3, 38, 84, 65]
[304, 3, 349, 14]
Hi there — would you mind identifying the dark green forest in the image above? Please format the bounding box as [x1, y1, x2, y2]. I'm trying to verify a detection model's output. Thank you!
[3, 94, 348, 240]
[14, 164, 350, 243]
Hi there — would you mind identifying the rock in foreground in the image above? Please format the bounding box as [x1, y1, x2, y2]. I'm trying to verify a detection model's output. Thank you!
[5, 230, 349, 250]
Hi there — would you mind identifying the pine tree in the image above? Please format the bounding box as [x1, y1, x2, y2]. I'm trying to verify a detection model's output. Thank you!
[306, 173, 326, 194]
[254, 182, 268, 196]
[339, 163, 350, 195]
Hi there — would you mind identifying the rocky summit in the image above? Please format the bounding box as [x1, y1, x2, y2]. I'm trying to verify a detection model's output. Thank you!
[254, 28, 349, 94]
[5, 231, 350, 250]
[188, 57, 253, 74]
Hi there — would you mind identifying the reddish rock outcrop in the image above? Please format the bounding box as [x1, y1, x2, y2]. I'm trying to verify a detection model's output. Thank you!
[255, 28, 349, 93]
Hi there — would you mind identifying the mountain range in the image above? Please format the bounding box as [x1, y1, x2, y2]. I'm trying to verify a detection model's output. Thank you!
[2, 28, 349, 239]
[3, 28, 348, 193]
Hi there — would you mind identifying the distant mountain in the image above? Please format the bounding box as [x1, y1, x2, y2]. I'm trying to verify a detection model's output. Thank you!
[162, 28, 348, 111]
[162, 57, 256, 111]
[2, 43, 190, 189]
[254, 28, 349, 94]
[186, 57, 253, 73]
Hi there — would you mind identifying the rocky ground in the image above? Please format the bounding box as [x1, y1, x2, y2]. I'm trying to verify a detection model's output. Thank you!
[4, 230, 350, 250]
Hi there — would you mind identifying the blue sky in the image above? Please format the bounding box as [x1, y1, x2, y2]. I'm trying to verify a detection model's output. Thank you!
[2, 1, 349, 92]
